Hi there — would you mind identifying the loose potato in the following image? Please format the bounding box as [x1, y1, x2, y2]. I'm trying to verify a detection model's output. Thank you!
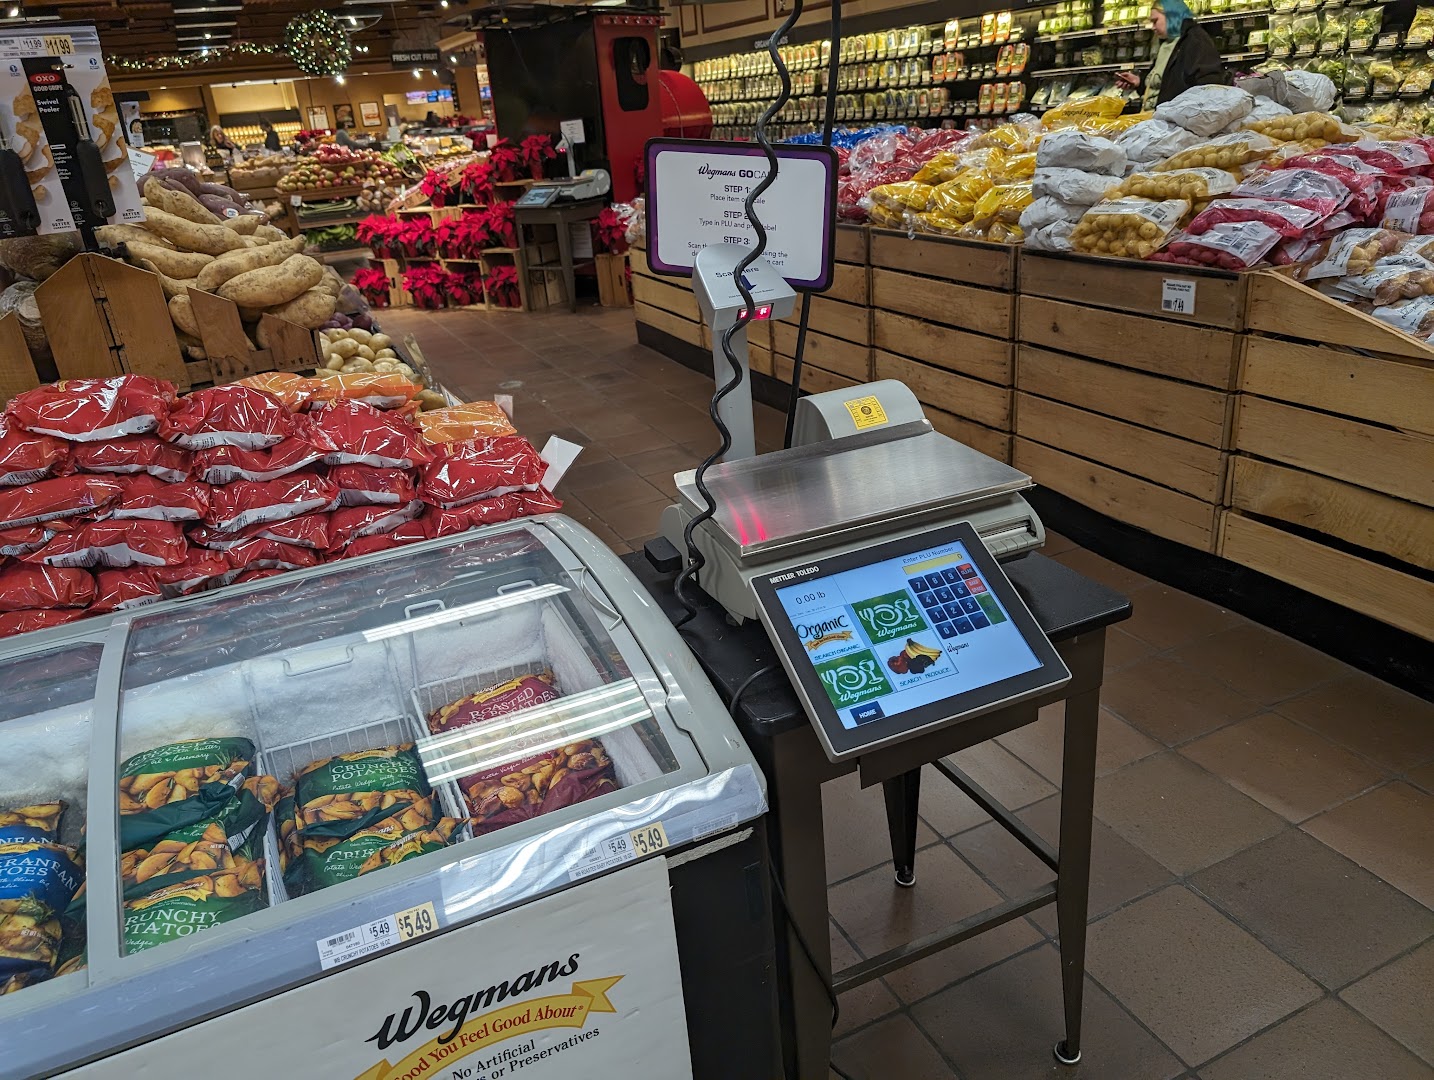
[196, 236, 305, 293]
[217, 253, 323, 307]
[223, 214, 262, 235]
[355, 344, 376, 361]
[138, 258, 197, 300]
[98, 223, 173, 249]
[326, 357, 345, 371]
[253, 224, 288, 243]
[268, 286, 337, 329]
[143, 178, 221, 226]
[331, 338, 359, 359]
[317, 266, 345, 297]
[169, 294, 200, 338]
[374, 348, 397, 360]
[347, 328, 372, 344]
[141, 207, 250, 256]
[123, 241, 212, 278]
[369, 333, 392, 350]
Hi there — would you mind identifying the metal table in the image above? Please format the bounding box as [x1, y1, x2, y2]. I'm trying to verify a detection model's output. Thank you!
[625, 550, 1131, 1078]
[515, 195, 606, 313]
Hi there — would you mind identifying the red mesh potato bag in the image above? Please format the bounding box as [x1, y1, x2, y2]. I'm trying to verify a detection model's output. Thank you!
[0, 475, 123, 531]
[253, 512, 331, 550]
[4, 376, 175, 442]
[91, 569, 165, 614]
[204, 473, 339, 533]
[150, 550, 234, 595]
[28, 519, 188, 568]
[313, 400, 433, 469]
[160, 385, 298, 450]
[222, 536, 321, 573]
[0, 608, 86, 639]
[418, 436, 545, 508]
[108, 474, 211, 522]
[327, 501, 424, 551]
[68, 436, 190, 483]
[190, 424, 336, 484]
[0, 526, 54, 558]
[329, 464, 418, 507]
[0, 425, 68, 486]
[0, 563, 95, 611]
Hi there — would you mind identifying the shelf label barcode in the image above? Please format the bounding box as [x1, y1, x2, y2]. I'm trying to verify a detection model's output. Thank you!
[326, 931, 358, 949]
[316, 901, 442, 971]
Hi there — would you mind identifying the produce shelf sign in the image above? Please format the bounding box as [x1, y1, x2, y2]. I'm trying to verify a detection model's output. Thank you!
[643, 137, 837, 291]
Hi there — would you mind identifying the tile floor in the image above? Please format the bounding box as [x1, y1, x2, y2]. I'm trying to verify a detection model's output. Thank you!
[384, 304, 1434, 1080]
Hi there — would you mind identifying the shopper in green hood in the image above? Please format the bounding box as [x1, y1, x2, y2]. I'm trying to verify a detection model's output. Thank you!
[1116, 0, 1229, 108]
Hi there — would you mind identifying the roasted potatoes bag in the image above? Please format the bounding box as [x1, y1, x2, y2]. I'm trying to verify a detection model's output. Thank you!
[0, 839, 84, 978]
[118, 737, 256, 852]
[294, 744, 432, 839]
[122, 864, 266, 954]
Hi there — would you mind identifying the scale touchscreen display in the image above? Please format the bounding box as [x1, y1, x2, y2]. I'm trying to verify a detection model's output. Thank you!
[773, 539, 1041, 731]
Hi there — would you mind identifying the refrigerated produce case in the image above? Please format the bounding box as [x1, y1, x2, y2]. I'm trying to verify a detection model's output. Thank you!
[0, 516, 770, 1079]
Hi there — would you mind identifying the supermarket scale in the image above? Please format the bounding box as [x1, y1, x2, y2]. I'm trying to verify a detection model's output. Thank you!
[658, 248, 1071, 763]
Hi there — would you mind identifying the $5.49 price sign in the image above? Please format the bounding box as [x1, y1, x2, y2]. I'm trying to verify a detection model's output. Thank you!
[570, 821, 670, 880]
[316, 900, 441, 971]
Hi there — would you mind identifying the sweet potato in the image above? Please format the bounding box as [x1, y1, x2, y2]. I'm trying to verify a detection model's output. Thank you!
[169, 294, 200, 338]
[138, 258, 198, 300]
[267, 287, 337, 330]
[253, 224, 288, 243]
[196, 236, 305, 293]
[140, 207, 249, 256]
[123, 242, 212, 278]
[144, 177, 220, 226]
[223, 215, 262, 235]
[97, 223, 172, 249]
[217, 253, 322, 308]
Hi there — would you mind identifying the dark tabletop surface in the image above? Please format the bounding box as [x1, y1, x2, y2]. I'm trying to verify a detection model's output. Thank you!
[621, 549, 1132, 739]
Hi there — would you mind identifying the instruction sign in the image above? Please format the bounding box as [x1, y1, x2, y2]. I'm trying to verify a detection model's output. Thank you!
[644, 137, 837, 291]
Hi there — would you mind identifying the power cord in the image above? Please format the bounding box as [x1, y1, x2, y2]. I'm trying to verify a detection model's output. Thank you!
[671, 0, 804, 629]
[782, 0, 844, 451]
[727, 663, 779, 719]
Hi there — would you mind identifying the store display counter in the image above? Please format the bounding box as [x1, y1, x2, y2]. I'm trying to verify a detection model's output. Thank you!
[0, 517, 774, 1079]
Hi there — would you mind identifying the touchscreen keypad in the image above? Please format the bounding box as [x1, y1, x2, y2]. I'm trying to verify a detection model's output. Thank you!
[910, 566, 1006, 633]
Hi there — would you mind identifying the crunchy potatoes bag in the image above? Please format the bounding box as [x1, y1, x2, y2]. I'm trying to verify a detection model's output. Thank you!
[1071, 198, 1190, 259]
[356, 818, 461, 878]
[118, 737, 256, 853]
[288, 799, 454, 894]
[122, 864, 266, 954]
[294, 744, 433, 839]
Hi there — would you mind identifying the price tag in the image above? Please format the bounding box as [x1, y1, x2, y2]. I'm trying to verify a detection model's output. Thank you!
[316, 901, 440, 970]
[629, 821, 669, 858]
[569, 821, 668, 880]
[289, 194, 303, 206]
[43, 34, 74, 56]
[1161, 278, 1196, 315]
[128, 147, 156, 181]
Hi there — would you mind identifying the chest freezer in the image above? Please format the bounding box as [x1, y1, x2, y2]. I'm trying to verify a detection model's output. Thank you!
[0, 517, 767, 1079]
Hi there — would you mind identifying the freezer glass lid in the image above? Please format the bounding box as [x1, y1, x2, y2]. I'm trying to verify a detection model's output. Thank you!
[113, 525, 682, 954]
[0, 640, 100, 1001]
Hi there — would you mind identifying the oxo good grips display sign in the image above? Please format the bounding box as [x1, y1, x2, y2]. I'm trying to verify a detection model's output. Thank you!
[65, 859, 693, 1080]
[643, 138, 837, 290]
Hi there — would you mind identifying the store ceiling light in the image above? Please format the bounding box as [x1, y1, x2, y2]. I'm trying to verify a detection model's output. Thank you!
[412, 67, 420, 77]
[176, 19, 237, 26]
[172, 4, 242, 11]
[5, 7, 17, 17]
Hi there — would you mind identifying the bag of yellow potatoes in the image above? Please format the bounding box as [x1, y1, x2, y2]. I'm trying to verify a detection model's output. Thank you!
[1244, 111, 1361, 143]
[1111, 167, 1239, 202]
[1071, 198, 1190, 259]
[1157, 131, 1278, 172]
[866, 181, 935, 214]
[1043, 94, 1127, 130]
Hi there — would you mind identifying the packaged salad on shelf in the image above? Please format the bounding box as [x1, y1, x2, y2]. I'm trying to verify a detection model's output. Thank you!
[1407, 5, 1434, 46]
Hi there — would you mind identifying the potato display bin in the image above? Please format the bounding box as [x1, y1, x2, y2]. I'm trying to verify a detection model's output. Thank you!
[0, 517, 772, 1079]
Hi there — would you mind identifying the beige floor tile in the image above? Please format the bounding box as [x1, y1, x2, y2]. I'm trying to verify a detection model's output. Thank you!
[999, 704, 1162, 784]
[1102, 655, 1262, 746]
[943, 741, 1059, 811]
[1172, 624, 1346, 706]
[1343, 940, 1434, 1065]
[831, 1015, 958, 1080]
[1120, 584, 1244, 652]
[1303, 782, 1434, 909]
[1409, 761, 1434, 795]
[830, 924, 902, 1039]
[823, 771, 939, 884]
[916, 762, 992, 838]
[1088, 886, 1321, 1066]
[1103, 626, 1157, 674]
[1275, 675, 1434, 771]
[1053, 547, 1157, 595]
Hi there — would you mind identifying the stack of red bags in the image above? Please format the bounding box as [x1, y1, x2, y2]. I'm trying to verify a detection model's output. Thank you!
[0, 375, 561, 639]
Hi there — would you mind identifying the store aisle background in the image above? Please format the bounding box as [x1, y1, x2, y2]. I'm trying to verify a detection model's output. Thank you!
[387, 306, 1434, 1080]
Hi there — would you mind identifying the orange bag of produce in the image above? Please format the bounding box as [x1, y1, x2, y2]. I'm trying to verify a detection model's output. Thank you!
[324, 372, 422, 410]
[415, 401, 516, 444]
[234, 373, 333, 412]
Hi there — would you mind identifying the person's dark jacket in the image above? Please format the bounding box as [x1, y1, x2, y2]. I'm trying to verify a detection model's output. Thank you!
[264, 129, 281, 151]
[1156, 21, 1229, 104]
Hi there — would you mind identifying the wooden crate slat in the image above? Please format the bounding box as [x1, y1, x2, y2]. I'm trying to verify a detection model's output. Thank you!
[826, 261, 869, 306]
[926, 405, 1011, 463]
[1018, 250, 1245, 329]
[1014, 436, 1216, 551]
[1235, 395, 1434, 509]
[1017, 296, 1239, 389]
[1016, 345, 1228, 447]
[1220, 510, 1434, 641]
[774, 354, 859, 394]
[1241, 335, 1434, 439]
[873, 310, 1012, 385]
[629, 246, 694, 292]
[1245, 271, 1434, 361]
[90, 257, 191, 389]
[1016, 392, 1224, 502]
[36, 255, 119, 380]
[874, 350, 1011, 431]
[635, 301, 703, 348]
[0, 312, 38, 407]
[778, 295, 870, 345]
[871, 268, 1012, 340]
[750, 343, 773, 377]
[771, 323, 871, 381]
[632, 273, 701, 322]
[1229, 456, 1434, 573]
[869, 229, 1013, 289]
[834, 224, 867, 266]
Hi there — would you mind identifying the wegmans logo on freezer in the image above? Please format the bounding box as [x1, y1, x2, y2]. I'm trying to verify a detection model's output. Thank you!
[814, 650, 893, 709]
[849, 591, 926, 644]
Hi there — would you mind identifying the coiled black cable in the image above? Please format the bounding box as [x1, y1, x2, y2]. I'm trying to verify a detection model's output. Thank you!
[672, 0, 804, 629]
[783, 0, 844, 451]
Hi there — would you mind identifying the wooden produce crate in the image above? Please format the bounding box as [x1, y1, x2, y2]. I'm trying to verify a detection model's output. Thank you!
[595, 252, 631, 308]
[630, 243, 707, 353]
[185, 290, 321, 382]
[770, 224, 871, 392]
[1013, 252, 1245, 552]
[0, 312, 41, 407]
[1223, 272, 1434, 641]
[869, 229, 1015, 463]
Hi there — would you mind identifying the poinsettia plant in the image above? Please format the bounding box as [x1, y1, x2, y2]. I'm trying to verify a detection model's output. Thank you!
[485, 265, 521, 308]
[419, 169, 456, 208]
[458, 159, 495, 206]
[593, 207, 629, 255]
[356, 214, 401, 258]
[489, 138, 522, 183]
[453, 211, 493, 257]
[402, 264, 452, 309]
[449, 268, 486, 307]
[519, 134, 556, 180]
[485, 201, 517, 248]
[350, 266, 392, 307]
[396, 218, 436, 258]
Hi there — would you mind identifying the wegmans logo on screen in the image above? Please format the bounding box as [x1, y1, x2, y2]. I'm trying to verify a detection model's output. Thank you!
[849, 591, 927, 644]
[814, 650, 893, 709]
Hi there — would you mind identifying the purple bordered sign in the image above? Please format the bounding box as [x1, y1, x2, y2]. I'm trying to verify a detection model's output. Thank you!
[643, 137, 838, 292]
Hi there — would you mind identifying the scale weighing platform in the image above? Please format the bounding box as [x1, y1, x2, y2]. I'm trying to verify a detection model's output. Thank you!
[659, 408, 1071, 763]
[513, 168, 612, 207]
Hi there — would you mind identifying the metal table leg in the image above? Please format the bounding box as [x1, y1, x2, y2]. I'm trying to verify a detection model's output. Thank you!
[555, 217, 576, 313]
[1054, 684, 1100, 1067]
[882, 768, 922, 887]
